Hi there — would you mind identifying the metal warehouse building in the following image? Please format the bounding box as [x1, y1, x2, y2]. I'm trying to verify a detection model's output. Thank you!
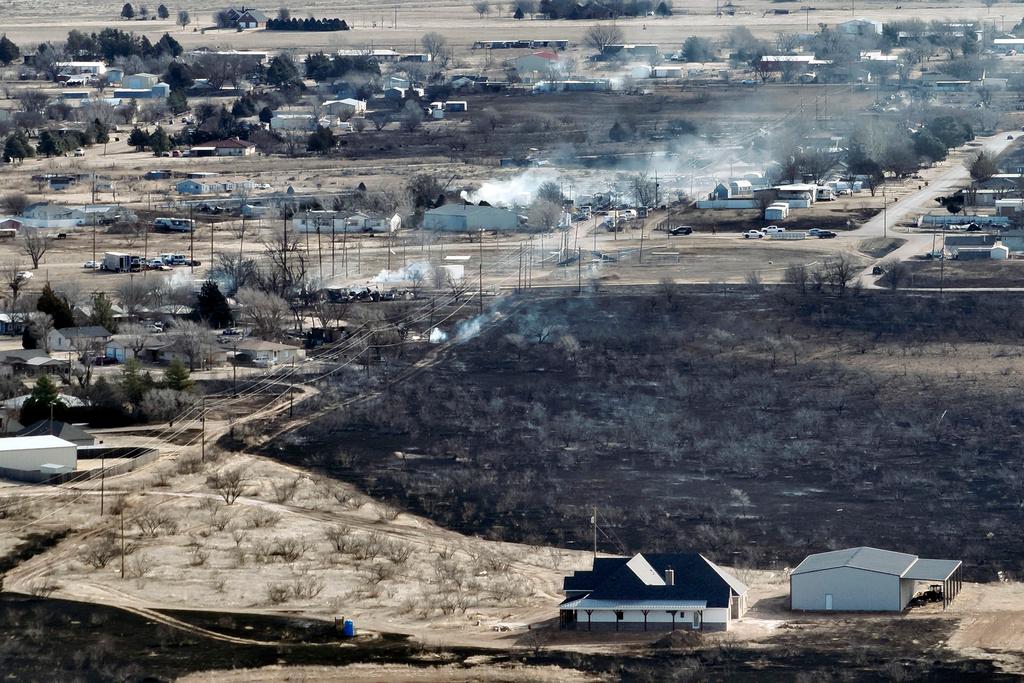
[0, 435, 78, 476]
[422, 205, 520, 232]
[790, 547, 962, 612]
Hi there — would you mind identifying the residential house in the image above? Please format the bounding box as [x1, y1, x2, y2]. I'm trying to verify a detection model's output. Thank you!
[560, 553, 749, 632]
[139, 339, 227, 368]
[234, 339, 306, 366]
[189, 138, 257, 157]
[48, 326, 113, 354]
[224, 7, 269, 29]
[0, 349, 66, 378]
[424, 204, 521, 232]
[16, 420, 97, 447]
[55, 61, 107, 76]
[322, 99, 367, 117]
[294, 211, 387, 233]
[0, 313, 26, 337]
[512, 51, 561, 79]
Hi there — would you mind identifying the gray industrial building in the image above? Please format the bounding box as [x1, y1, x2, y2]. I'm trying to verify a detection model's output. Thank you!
[423, 204, 520, 232]
[790, 547, 962, 612]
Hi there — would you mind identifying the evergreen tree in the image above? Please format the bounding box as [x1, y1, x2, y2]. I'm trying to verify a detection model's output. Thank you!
[157, 4, 169, 19]
[120, 358, 153, 405]
[36, 131, 64, 157]
[163, 60, 193, 91]
[21, 375, 68, 425]
[21, 327, 37, 350]
[231, 96, 257, 117]
[306, 125, 336, 154]
[259, 106, 274, 124]
[167, 90, 188, 114]
[37, 284, 74, 329]
[0, 34, 20, 66]
[90, 119, 110, 146]
[196, 281, 233, 329]
[3, 131, 35, 163]
[608, 121, 629, 142]
[90, 292, 118, 333]
[147, 126, 172, 155]
[128, 127, 150, 151]
[121, 3, 135, 19]
[266, 54, 300, 86]
[164, 358, 194, 392]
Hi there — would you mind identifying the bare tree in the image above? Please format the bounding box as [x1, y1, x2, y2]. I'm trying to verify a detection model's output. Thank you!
[207, 468, 249, 505]
[399, 100, 423, 133]
[116, 278, 153, 320]
[71, 335, 107, 386]
[27, 312, 54, 352]
[166, 319, 216, 371]
[236, 287, 289, 339]
[0, 262, 29, 305]
[473, 0, 491, 17]
[421, 32, 449, 62]
[118, 322, 150, 359]
[821, 254, 859, 297]
[211, 252, 258, 295]
[632, 172, 657, 207]
[259, 228, 307, 297]
[879, 258, 911, 291]
[584, 23, 624, 52]
[528, 199, 561, 231]
[2, 192, 29, 216]
[21, 232, 50, 270]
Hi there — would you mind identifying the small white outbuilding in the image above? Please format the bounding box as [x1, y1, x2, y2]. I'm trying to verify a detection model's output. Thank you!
[0, 435, 78, 474]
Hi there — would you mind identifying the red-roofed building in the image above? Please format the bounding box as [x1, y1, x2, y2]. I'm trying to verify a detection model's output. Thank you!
[512, 51, 562, 80]
[190, 138, 257, 157]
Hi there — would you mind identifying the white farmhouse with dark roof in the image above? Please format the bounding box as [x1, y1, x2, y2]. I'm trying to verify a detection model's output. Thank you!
[560, 553, 748, 632]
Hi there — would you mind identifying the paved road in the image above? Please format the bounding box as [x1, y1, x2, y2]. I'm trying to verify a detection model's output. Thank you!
[844, 132, 1019, 286]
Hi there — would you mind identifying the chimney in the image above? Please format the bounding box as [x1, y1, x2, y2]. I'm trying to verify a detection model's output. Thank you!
[665, 567, 675, 586]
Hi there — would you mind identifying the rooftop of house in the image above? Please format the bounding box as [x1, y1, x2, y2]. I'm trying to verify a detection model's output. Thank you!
[562, 553, 747, 610]
[16, 420, 94, 442]
[235, 339, 302, 352]
[54, 326, 112, 339]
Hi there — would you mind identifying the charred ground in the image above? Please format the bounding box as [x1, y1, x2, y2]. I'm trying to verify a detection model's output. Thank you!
[264, 286, 1024, 580]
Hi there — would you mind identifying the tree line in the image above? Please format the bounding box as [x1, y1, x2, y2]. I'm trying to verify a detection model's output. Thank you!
[266, 17, 349, 32]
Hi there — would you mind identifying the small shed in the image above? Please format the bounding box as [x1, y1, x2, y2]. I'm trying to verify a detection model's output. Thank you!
[764, 203, 790, 221]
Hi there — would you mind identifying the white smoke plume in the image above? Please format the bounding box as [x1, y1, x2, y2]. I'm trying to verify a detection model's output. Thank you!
[373, 260, 432, 284]
[461, 170, 562, 207]
[429, 327, 448, 343]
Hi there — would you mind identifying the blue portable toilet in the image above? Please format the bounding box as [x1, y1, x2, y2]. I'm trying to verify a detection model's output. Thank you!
[342, 619, 355, 637]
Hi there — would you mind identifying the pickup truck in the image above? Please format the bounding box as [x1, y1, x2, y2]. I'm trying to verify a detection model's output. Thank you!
[743, 230, 765, 239]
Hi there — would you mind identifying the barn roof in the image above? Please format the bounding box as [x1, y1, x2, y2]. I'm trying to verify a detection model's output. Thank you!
[792, 547, 918, 576]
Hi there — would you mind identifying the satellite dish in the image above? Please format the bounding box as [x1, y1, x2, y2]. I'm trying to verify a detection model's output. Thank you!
[390, 214, 401, 232]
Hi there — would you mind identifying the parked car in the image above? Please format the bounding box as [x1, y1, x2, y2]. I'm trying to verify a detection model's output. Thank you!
[668, 226, 693, 236]
[743, 230, 765, 239]
[817, 230, 837, 239]
[1009, 135, 1015, 140]
[92, 356, 117, 366]
[16, 271, 32, 281]
[965, 224, 983, 232]
[253, 358, 276, 368]
[148, 258, 164, 269]
[221, 328, 241, 336]
[807, 228, 826, 237]
[73, 148, 85, 157]
[83, 260, 98, 269]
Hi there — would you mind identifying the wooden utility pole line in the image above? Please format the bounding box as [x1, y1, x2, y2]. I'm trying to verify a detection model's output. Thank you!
[478, 230, 484, 314]
[592, 506, 597, 559]
[200, 395, 206, 462]
[120, 509, 126, 579]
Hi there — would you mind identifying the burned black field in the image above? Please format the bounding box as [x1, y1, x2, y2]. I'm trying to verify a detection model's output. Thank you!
[268, 286, 1024, 580]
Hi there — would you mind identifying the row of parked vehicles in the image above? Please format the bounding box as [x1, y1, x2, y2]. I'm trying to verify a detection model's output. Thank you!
[743, 227, 837, 240]
[85, 252, 202, 272]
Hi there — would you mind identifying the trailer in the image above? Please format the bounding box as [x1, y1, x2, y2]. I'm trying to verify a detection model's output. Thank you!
[769, 231, 807, 240]
[102, 251, 132, 272]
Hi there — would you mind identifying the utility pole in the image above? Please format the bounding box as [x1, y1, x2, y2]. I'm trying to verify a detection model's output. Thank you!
[478, 229, 484, 314]
[120, 509, 125, 579]
[577, 247, 582, 293]
[210, 218, 215, 270]
[883, 199, 887, 239]
[100, 452, 105, 515]
[592, 506, 597, 559]
[317, 225, 323, 278]
[232, 343, 238, 396]
[200, 395, 206, 462]
[189, 203, 195, 274]
[638, 223, 645, 264]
